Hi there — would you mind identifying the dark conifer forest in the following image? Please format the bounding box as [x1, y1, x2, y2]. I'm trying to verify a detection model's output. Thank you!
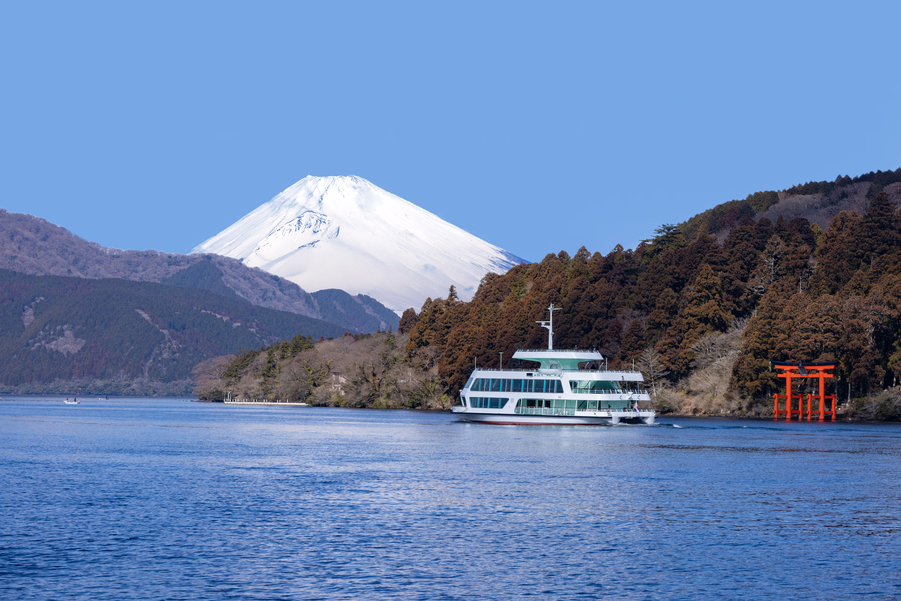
[0, 270, 346, 394]
[401, 169, 901, 418]
[207, 169, 901, 418]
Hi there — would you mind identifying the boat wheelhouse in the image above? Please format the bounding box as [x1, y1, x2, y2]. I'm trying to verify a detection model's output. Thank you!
[451, 305, 656, 425]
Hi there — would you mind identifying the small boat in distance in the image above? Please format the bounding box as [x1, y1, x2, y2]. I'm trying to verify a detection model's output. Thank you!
[64, 398, 80, 405]
[452, 304, 656, 425]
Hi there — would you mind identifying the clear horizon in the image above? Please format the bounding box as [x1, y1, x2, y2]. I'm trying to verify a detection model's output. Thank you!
[2, 1, 899, 263]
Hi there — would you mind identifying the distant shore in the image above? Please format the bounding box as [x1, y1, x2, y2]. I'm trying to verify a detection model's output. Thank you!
[3, 395, 897, 422]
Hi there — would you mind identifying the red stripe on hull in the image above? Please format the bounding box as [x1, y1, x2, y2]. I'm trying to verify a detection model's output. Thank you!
[467, 420, 607, 426]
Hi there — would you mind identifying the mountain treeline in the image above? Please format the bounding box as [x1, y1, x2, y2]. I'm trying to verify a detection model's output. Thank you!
[0, 269, 348, 394]
[679, 168, 901, 241]
[403, 170, 901, 418]
[0, 210, 400, 334]
[193, 330, 449, 410]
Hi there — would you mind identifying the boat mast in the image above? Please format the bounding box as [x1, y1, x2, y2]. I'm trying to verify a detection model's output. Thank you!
[536, 303, 561, 350]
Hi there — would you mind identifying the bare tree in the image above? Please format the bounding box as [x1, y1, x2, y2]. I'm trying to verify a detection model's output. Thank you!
[637, 347, 669, 400]
[274, 355, 331, 402]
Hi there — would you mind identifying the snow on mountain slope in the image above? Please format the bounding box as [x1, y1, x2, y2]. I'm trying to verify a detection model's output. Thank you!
[190, 175, 526, 313]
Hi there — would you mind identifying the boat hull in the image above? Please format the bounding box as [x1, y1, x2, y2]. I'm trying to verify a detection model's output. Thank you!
[453, 409, 655, 426]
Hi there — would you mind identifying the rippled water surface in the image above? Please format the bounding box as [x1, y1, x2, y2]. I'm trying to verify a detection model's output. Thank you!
[1, 398, 900, 600]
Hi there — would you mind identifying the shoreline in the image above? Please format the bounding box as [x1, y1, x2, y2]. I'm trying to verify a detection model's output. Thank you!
[222, 400, 309, 407]
[3, 396, 897, 422]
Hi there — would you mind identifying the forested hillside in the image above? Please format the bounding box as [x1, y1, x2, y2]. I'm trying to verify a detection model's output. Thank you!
[402, 169, 901, 418]
[0, 210, 399, 333]
[193, 330, 448, 410]
[0, 270, 347, 395]
[192, 169, 901, 418]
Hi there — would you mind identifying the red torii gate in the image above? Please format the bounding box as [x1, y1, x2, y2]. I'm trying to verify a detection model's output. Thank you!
[772, 362, 836, 421]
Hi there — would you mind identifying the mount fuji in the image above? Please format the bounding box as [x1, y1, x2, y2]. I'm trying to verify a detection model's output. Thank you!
[190, 176, 526, 313]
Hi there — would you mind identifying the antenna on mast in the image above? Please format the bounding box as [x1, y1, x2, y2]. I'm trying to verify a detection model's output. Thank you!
[536, 303, 561, 350]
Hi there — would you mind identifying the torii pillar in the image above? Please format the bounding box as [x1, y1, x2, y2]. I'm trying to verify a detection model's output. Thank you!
[772, 362, 836, 421]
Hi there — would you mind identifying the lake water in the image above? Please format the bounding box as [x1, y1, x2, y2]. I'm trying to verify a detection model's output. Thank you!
[1, 398, 899, 600]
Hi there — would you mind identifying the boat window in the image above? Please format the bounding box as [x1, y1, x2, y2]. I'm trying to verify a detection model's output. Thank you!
[469, 397, 508, 409]
[514, 399, 558, 414]
[490, 379, 501, 392]
[569, 380, 622, 394]
[512, 379, 524, 393]
[516, 399, 552, 408]
[523, 379, 560, 394]
[464, 375, 475, 390]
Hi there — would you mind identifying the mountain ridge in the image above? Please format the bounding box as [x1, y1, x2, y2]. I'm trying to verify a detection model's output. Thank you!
[400, 168, 901, 419]
[0, 209, 398, 333]
[0, 268, 347, 394]
[191, 175, 527, 313]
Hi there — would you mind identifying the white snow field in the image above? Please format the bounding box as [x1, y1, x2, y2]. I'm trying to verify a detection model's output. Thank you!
[190, 175, 526, 313]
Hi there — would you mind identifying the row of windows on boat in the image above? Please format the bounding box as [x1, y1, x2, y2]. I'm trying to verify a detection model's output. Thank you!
[466, 378, 643, 394]
[466, 397, 644, 410]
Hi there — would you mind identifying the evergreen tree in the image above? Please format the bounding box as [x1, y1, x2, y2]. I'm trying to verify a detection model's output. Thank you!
[681, 264, 731, 340]
[618, 319, 647, 365]
[398, 308, 419, 334]
[730, 279, 794, 398]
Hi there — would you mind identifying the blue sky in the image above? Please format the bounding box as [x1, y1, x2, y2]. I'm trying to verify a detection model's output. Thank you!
[2, 1, 899, 263]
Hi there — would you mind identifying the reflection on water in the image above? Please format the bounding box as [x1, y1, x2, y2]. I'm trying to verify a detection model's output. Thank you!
[1, 398, 900, 599]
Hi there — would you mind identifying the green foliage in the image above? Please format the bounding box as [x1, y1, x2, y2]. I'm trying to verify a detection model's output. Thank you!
[223, 349, 261, 381]
[197, 329, 447, 410]
[641, 224, 687, 263]
[785, 168, 901, 196]
[0, 269, 346, 387]
[746, 191, 781, 213]
[678, 191, 779, 241]
[399, 166, 901, 411]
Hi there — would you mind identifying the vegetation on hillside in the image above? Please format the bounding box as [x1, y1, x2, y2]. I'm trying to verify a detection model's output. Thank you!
[679, 168, 901, 240]
[0, 210, 399, 334]
[194, 330, 449, 410]
[0, 269, 347, 393]
[401, 176, 901, 419]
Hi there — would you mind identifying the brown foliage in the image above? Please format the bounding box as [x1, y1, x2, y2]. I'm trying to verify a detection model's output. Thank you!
[194, 332, 450, 409]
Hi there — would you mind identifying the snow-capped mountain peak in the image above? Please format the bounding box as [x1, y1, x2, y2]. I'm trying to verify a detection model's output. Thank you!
[190, 175, 526, 313]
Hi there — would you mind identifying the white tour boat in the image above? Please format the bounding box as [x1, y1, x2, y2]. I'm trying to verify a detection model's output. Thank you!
[452, 304, 656, 426]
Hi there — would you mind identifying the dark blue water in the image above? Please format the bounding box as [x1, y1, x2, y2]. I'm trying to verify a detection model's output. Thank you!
[1, 398, 899, 600]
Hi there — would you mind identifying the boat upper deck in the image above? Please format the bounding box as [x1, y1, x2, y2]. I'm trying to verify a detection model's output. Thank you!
[512, 349, 604, 371]
[470, 367, 645, 382]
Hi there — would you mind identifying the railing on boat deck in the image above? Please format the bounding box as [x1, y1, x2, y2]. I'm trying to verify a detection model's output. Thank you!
[512, 408, 653, 416]
[473, 367, 643, 375]
[515, 407, 577, 416]
[513, 403, 653, 416]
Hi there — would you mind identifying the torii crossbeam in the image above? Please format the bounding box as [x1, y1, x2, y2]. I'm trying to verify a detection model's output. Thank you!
[772, 362, 836, 421]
